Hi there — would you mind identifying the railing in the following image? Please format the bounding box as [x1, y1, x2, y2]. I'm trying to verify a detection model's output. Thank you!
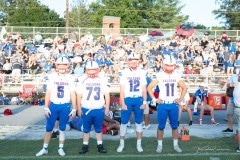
[1, 26, 240, 41]
[0, 73, 230, 97]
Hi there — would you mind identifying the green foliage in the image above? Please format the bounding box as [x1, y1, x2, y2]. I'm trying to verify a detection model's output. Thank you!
[2, 0, 64, 27]
[83, 0, 187, 29]
[213, 0, 240, 29]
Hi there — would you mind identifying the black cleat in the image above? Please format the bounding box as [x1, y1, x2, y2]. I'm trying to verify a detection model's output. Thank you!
[189, 121, 193, 126]
[51, 131, 59, 139]
[79, 145, 89, 154]
[97, 144, 107, 153]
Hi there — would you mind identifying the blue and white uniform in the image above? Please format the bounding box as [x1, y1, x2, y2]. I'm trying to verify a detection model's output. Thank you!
[76, 74, 110, 133]
[46, 72, 75, 132]
[119, 68, 147, 124]
[153, 70, 182, 130]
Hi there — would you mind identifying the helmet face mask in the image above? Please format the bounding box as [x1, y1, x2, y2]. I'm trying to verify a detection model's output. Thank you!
[85, 61, 99, 78]
[127, 52, 139, 70]
[128, 59, 139, 70]
[55, 57, 70, 74]
[162, 55, 176, 73]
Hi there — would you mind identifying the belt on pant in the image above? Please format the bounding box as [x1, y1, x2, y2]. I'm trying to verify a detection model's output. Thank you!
[161, 100, 175, 104]
[125, 95, 141, 98]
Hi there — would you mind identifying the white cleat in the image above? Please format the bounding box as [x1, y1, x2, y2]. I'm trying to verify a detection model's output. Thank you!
[156, 145, 162, 153]
[137, 144, 143, 152]
[58, 148, 66, 156]
[117, 144, 124, 152]
[174, 145, 182, 153]
[36, 148, 48, 157]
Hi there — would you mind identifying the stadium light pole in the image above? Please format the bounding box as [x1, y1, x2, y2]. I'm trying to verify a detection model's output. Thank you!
[66, 0, 69, 34]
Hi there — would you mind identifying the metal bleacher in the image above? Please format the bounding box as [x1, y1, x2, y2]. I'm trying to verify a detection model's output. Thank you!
[0, 73, 229, 97]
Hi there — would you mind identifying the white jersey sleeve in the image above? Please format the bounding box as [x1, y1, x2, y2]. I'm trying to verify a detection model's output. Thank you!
[47, 73, 75, 104]
[76, 74, 109, 109]
[156, 71, 183, 101]
[119, 68, 147, 98]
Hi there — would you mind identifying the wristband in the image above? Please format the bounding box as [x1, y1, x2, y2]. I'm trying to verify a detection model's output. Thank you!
[143, 101, 147, 104]
[152, 98, 157, 102]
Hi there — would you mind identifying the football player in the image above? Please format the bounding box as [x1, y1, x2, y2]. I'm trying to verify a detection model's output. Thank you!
[116, 52, 147, 153]
[147, 54, 187, 153]
[76, 60, 110, 154]
[36, 56, 77, 157]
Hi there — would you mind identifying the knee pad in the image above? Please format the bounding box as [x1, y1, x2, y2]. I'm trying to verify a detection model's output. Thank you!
[135, 123, 142, 132]
[59, 130, 65, 141]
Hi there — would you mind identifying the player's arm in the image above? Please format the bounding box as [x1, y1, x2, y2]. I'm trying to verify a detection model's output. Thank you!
[141, 84, 147, 109]
[44, 89, 51, 118]
[177, 80, 187, 102]
[119, 84, 126, 109]
[147, 79, 159, 103]
[104, 92, 110, 116]
[76, 92, 82, 116]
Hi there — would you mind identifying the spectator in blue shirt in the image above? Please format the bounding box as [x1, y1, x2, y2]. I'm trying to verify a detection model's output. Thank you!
[193, 83, 218, 125]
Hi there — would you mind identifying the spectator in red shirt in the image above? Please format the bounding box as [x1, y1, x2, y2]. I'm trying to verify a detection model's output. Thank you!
[185, 64, 198, 84]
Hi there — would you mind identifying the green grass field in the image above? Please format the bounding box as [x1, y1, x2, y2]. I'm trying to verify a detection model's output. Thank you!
[0, 137, 239, 160]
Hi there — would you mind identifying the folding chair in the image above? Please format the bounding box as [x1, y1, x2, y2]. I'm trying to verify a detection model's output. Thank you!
[18, 84, 35, 105]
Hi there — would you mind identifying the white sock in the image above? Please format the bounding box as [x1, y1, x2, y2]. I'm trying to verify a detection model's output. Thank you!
[83, 142, 88, 145]
[137, 139, 141, 145]
[173, 139, 178, 146]
[43, 144, 48, 149]
[120, 139, 124, 145]
[59, 144, 64, 148]
[97, 141, 103, 145]
[158, 140, 162, 146]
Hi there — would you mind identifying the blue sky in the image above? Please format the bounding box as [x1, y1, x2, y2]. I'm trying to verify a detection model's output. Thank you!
[39, 0, 221, 27]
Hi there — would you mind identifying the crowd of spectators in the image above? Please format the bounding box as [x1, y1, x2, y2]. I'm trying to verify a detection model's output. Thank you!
[0, 30, 239, 89]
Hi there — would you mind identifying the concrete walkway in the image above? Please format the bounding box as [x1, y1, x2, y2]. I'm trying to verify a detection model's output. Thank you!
[0, 104, 237, 140]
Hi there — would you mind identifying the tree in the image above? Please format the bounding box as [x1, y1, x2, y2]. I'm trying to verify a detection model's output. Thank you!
[69, 0, 93, 27]
[213, 0, 240, 29]
[1, 0, 64, 27]
[80, 0, 187, 28]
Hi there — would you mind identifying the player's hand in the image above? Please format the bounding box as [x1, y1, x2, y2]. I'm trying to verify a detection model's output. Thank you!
[174, 98, 181, 104]
[140, 104, 146, 110]
[69, 108, 77, 118]
[121, 104, 127, 110]
[77, 109, 82, 116]
[44, 107, 51, 118]
[104, 107, 110, 116]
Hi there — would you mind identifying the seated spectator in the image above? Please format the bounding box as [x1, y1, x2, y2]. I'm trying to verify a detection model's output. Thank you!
[178, 87, 192, 126]
[43, 60, 53, 73]
[34, 32, 43, 45]
[11, 59, 22, 83]
[184, 64, 198, 84]
[2, 59, 12, 74]
[29, 59, 40, 75]
[235, 54, 240, 74]
[192, 83, 219, 125]
[102, 112, 120, 136]
[74, 62, 84, 76]
[193, 53, 203, 74]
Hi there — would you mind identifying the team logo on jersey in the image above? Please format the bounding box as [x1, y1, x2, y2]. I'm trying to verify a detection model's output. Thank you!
[152, 74, 157, 79]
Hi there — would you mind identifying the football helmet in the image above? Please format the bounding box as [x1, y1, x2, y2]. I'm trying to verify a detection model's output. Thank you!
[127, 52, 140, 70]
[85, 61, 99, 78]
[162, 55, 176, 74]
[55, 57, 70, 74]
